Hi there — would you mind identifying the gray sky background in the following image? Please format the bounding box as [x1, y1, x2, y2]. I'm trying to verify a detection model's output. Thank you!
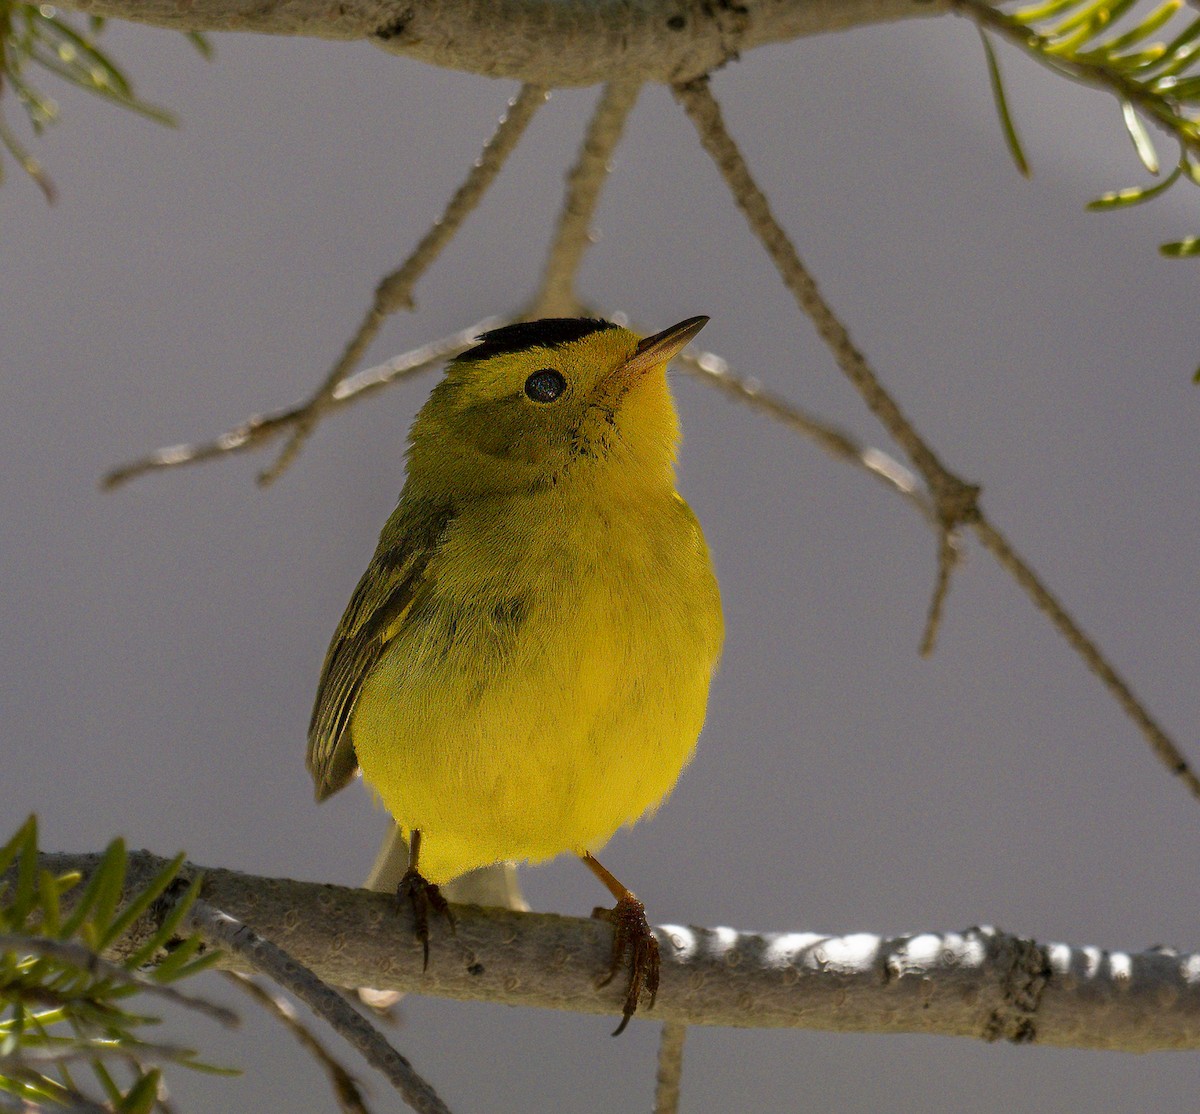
[3, 10, 1200, 1112]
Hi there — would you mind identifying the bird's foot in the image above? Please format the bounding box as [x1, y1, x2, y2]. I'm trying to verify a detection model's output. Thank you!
[592, 893, 660, 1035]
[397, 867, 455, 970]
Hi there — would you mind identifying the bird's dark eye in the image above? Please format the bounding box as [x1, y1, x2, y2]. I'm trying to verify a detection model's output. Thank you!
[524, 369, 566, 403]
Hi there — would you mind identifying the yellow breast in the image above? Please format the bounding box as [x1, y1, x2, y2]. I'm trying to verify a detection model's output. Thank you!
[351, 483, 722, 884]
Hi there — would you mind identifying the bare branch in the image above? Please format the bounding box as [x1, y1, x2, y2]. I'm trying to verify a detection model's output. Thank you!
[918, 525, 963, 657]
[186, 898, 451, 1114]
[51, 0, 942, 88]
[673, 74, 1200, 803]
[972, 515, 1200, 798]
[653, 1023, 687, 1114]
[677, 347, 935, 522]
[104, 321, 922, 517]
[226, 973, 370, 1114]
[531, 81, 642, 318]
[101, 318, 499, 489]
[258, 86, 546, 486]
[27, 852, 1200, 1053]
[674, 77, 953, 486]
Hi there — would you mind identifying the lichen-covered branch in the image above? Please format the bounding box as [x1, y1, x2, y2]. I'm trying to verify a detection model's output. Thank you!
[31, 851, 1200, 1052]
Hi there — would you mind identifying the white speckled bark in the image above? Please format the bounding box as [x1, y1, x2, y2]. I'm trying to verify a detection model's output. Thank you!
[36, 851, 1200, 1051]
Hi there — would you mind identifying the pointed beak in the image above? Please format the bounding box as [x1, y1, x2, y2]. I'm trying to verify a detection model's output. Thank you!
[629, 315, 709, 377]
[605, 315, 709, 396]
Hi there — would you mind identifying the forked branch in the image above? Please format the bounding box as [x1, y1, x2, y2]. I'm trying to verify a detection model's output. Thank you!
[104, 319, 925, 520]
[257, 85, 546, 486]
[188, 899, 451, 1114]
[101, 318, 499, 489]
[672, 73, 1200, 801]
[101, 60, 1194, 823]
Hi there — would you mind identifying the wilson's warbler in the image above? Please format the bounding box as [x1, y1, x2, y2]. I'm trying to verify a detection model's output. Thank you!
[307, 316, 723, 1032]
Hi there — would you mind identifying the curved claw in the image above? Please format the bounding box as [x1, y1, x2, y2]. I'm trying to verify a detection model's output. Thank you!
[592, 894, 661, 1035]
[398, 868, 456, 970]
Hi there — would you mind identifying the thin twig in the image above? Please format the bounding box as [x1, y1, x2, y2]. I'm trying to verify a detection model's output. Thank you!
[919, 526, 963, 657]
[185, 899, 452, 1114]
[530, 80, 642, 317]
[673, 77, 955, 489]
[101, 318, 501, 490]
[972, 515, 1200, 798]
[653, 1022, 686, 1114]
[0, 934, 238, 1028]
[256, 85, 547, 487]
[673, 73, 1200, 802]
[678, 348, 935, 523]
[225, 973, 370, 1114]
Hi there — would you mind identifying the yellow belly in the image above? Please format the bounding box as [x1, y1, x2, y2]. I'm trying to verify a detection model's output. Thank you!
[350, 486, 722, 884]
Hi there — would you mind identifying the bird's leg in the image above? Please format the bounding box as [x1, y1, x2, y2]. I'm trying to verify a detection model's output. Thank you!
[582, 852, 660, 1036]
[397, 829, 455, 970]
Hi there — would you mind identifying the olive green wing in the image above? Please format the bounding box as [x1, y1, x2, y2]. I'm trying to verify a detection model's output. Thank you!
[306, 500, 453, 801]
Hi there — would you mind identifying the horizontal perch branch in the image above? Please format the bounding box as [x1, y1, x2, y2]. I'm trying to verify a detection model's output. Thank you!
[51, 0, 943, 87]
[28, 851, 1200, 1052]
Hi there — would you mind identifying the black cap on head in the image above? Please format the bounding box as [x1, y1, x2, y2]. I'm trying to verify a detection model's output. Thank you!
[455, 318, 619, 363]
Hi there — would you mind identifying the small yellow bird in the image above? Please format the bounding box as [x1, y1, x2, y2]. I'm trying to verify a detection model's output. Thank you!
[307, 316, 723, 1031]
